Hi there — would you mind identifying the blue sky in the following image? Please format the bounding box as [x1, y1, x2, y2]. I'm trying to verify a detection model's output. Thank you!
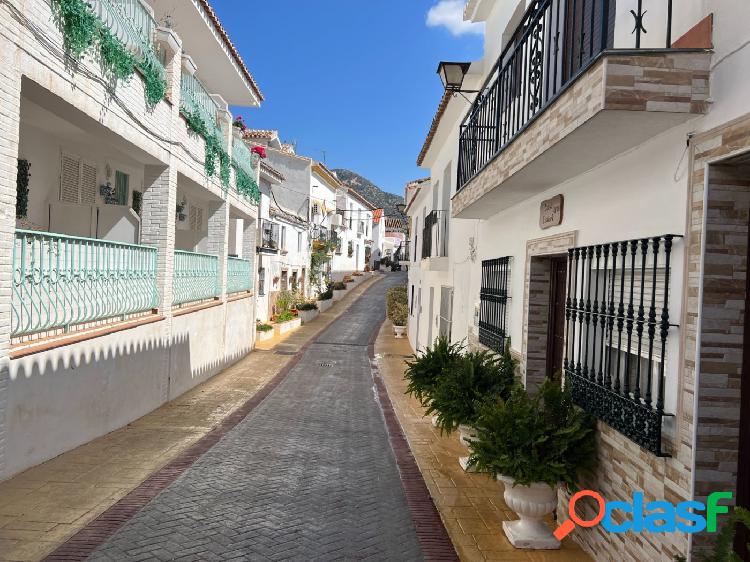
[211, 0, 483, 197]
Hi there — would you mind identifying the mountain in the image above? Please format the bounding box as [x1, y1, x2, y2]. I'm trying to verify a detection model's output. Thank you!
[332, 169, 404, 216]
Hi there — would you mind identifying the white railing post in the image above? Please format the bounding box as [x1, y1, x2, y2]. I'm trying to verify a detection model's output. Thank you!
[207, 202, 230, 302]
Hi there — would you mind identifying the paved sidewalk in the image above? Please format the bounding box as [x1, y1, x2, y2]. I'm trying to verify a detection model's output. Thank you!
[0, 275, 381, 562]
[374, 324, 591, 562]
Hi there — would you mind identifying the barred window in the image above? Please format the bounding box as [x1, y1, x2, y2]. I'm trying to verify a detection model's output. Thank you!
[479, 257, 511, 352]
[564, 235, 678, 457]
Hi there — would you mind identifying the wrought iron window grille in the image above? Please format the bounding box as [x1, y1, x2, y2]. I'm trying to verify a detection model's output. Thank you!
[479, 256, 511, 353]
[564, 234, 680, 457]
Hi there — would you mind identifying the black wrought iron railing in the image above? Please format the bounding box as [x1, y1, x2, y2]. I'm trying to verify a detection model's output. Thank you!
[457, 0, 675, 190]
[564, 235, 679, 456]
[479, 257, 511, 352]
[259, 220, 280, 251]
[421, 210, 448, 260]
[398, 241, 411, 262]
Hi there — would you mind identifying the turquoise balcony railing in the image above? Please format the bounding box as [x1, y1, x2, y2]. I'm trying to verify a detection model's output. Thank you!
[173, 250, 219, 305]
[227, 257, 253, 294]
[91, 0, 166, 83]
[180, 72, 225, 147]
[232, 140, 261, 203]
[11, 230, 158, 337]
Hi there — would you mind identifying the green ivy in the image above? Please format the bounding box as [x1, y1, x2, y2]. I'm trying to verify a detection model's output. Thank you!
[51, 0, 165, 107]
[183, 108, 230, 187]
[233, 163, 260, 203]
[98, 26, 136, 82]
[16, 159, 31, 219]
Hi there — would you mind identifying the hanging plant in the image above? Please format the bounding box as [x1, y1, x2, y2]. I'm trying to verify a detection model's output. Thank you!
[98, 26, 136, 82]
[132, 190, 142, 215]
[16, 159, 31, 219]
[51, 0, 99, 58]
[251, 145, 267, 159]
[138, 58, 167, 108]
[233, 164, 261, 204]
[184, 108, 230, 187]
[233, 115, 247, 131]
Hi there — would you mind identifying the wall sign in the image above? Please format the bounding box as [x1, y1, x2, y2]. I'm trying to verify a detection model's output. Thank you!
[540, 195, 564, 229]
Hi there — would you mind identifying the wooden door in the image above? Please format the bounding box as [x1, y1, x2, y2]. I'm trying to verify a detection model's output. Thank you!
[736, 228, 750, 560]
[546, 257, 568, 379]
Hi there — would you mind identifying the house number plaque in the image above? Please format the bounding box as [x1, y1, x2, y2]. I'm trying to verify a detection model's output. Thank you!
[539, 195, 564, 229]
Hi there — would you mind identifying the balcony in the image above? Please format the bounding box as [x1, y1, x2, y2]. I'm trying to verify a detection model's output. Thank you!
[180, 72, 226, 149]
[454, 0, 711, 219]
[232, 140, 261, 204]
[421, 211, 449, 271]
[258, 220, 280, 253]
[173, 250, 219, 306]
[226, 256, 253, 295]
[398, 240, 412, 265]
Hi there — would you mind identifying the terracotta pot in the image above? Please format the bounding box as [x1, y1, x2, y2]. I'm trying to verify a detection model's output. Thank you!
[497, 476, 560, 550]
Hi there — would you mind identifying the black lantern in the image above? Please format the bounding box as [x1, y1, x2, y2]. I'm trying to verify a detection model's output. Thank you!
[437, 61, 473, 93]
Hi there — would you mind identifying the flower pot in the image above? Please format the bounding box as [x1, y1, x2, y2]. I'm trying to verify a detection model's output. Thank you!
[393, 324, 406, 338]
[298, 309, 318, 324]
[332, 289, 346, 302]
[318, 299, 332, 313]
[458, 425, 479, 472]
[256, 329, 274, 342]
[497, 476, 560, 550]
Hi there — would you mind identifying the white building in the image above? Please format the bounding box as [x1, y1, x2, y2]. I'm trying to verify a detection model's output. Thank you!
[410, 0, 750, 559]
[331, 185, 376, 278]
[0, 0, 263, 480]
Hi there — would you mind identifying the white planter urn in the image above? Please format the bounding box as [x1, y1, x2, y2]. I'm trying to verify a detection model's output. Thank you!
[498, 476, 560, 550]
[318, 299, 332, 313]
[332, 289, 346, 302]
[256, 329, 274, 343]
[431, 414, 440, 428]
[393, 324, 406, 338]
[458, 425, 478, 472]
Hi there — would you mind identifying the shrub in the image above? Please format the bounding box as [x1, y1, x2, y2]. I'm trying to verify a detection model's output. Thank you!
[387, 286, 408, 320]
[468, 379, 596, 490]
[274, 311, 296, 323]
[427, 346, 516, 434]
[404, 336, 464, 408]
[390, 302, 408, 327]
[343, 275, 353, 283]
[332, 281, 347, 290]
[318, 285, 333, 300]
[364, 264, 371, 272]
[353, 272, 363, 277]
[256, 323, 273, 332]
[693, 506, 750, 562]
[275, 290, 294, 313]
[297, 301, 318, 311]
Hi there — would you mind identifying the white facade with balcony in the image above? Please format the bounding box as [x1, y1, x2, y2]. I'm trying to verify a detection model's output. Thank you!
[0, 0, 262, 480]
[412, 0, 750, 559]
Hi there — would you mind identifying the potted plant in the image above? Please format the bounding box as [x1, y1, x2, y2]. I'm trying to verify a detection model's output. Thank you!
[332, 281, 347, 301]
[468, 379, 597, 550]
[318, 283, 334, 312]
[404, 337, 464, 426]
[256, 322, 274, 343]
[296, 301, 319, 323]
[390, 301, 408, 338]
[427, 346, 516, 471]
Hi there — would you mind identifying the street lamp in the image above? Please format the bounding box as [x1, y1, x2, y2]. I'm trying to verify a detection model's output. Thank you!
[395, 203, 407, 215]
[437, 61, 476, 93]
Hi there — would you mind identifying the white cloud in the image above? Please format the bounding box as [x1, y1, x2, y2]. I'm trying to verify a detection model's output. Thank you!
[426, 0, 484, 37]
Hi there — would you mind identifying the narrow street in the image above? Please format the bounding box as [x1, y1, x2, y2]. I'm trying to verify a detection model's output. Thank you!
[67, 274, 427, 561]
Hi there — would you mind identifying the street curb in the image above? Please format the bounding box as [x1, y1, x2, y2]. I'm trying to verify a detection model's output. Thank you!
[44, 274, 385, 561]
[369, 315, 460, 562]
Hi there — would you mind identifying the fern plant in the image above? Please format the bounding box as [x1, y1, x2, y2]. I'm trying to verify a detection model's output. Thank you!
[427, 346, 516, 434]
[404, 336, 464, 408]
[468, 379, 596, 490]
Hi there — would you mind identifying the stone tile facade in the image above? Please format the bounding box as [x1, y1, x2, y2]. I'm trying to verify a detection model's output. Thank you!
[453, 51, 712, 218]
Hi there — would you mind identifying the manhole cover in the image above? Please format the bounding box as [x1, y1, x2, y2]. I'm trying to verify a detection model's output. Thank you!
[320, 362, 333, 367]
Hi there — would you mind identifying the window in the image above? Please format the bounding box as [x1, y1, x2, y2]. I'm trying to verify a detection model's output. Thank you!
[439, 286, 453, 339]
[410, 285, 415, 315]
[564, 236, 677, 456]
[280, 270, 288, 291]
[297, 232, 302, 252]
[258, 267, 266, 296]
[479, 257, 511, 353]
[60, 152, 96, 205]
[281, 226, 287, 250]
[349, 203, 353, 229]
[114, 171, 129, 205]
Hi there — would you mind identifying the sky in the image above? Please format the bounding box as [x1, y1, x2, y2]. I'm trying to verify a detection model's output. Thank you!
[210, 0, 484, 197]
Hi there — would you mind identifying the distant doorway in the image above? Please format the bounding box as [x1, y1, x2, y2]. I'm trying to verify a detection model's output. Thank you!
[546, 257, 568, 379]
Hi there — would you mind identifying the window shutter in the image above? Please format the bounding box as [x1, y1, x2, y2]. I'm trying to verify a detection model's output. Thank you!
[60, 153, 80, 203]
[80, 161, 97, 206]
[189, 204, 198, 231]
